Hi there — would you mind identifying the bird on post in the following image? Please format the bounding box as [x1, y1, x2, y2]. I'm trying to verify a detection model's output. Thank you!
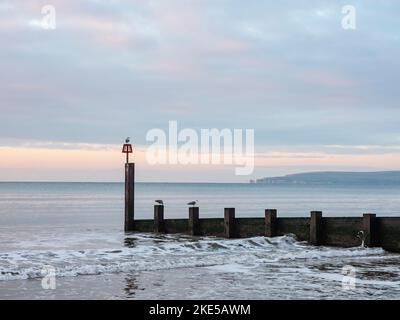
[187, 200, 198, 207]
[155, 199, 164, 206]
[122, 137, 133, 163]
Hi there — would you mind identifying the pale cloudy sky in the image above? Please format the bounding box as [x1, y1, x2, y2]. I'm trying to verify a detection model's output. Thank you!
[0, 0, 400, 182]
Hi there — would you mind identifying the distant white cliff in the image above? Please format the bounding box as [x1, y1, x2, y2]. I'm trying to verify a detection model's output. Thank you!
[253, 171, 400, 185]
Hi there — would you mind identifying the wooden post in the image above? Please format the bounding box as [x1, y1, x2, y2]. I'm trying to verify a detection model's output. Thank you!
[363, 213, 377, 247]
[265, 209, 277, 237]
[188, 207, 200, 236]
[154, 205, 164, 233]
[124, 163, 135, 231]
[310, 211, 323, 245]
[224, 208, 235, 238]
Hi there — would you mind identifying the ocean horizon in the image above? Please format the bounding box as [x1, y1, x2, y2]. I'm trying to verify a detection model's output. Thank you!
[2, 181, 400, 224]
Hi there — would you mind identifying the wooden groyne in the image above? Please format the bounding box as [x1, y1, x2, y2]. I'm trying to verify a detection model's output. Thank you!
[123, 163, 400, 253]
[128, 208, 400, 252]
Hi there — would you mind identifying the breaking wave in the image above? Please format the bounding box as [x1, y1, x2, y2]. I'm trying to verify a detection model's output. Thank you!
[0, 233, 387, 281]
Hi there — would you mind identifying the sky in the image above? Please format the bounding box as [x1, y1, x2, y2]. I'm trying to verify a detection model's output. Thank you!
[0, 0, 400, 182]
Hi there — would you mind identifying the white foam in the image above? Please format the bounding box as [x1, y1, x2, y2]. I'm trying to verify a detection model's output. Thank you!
[0, 234, 396, 282]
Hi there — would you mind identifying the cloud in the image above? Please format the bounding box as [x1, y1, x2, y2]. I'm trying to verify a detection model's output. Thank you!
[0, 0, 400, 180]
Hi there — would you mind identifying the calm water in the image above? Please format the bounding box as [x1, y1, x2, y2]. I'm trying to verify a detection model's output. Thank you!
[0, 182, 400, 299]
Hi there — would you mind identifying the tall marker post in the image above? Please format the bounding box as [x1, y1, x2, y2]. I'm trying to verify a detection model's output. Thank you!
[122, 140, 134, 231]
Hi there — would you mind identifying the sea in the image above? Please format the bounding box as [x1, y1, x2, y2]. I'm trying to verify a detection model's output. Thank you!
[0, 182, 400, 299]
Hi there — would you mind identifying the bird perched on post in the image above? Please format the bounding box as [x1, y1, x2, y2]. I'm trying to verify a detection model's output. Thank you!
[126, 137, 130, 143]
[155, 199, 164, 205]
[187, 200, 198, 207]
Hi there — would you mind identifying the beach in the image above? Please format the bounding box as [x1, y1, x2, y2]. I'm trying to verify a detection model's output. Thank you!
[1, 182, 400, 299]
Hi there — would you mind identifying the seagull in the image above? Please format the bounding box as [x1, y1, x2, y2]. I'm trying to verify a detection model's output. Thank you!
[357, 230, 366, 248]
[155, 199, 164, 205]
[187, 200, 198, 207]
[125, 137, 130, 143]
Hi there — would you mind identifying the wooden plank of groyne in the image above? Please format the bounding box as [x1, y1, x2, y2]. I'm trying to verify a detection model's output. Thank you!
[198, 218, 224, 237]
[236, 218, 264, 238]
[224, 208, 236, 238]
[133, 219, 153, 232]
[124, 163, 135, 231]
[188, 207, 200, 236]
[164, 219, 188, 234]
[363, 213, 377, 247]
[265, 209, 277, 237]
[154, 205, 165, 233]
[323, 217, 362, 247]
[276, 217, 310, 241]
[375, 217, 400, 252]
[310, 211, 323, 245]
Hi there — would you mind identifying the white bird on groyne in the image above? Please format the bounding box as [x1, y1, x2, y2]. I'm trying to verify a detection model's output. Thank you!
[155, 199, 164, 205]
[357, 230, 366, 248]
